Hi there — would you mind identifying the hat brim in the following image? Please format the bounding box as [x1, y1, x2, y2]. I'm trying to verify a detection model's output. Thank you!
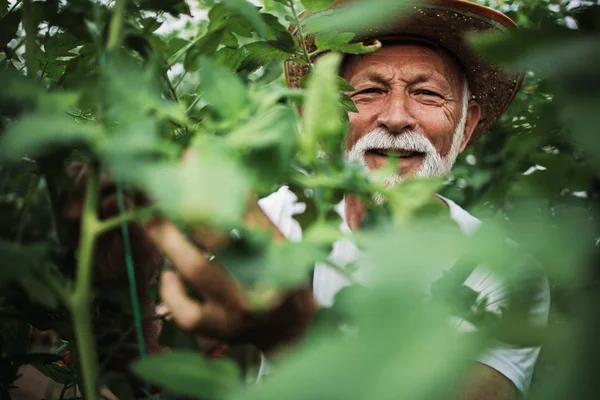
[284, 0, 525, 145]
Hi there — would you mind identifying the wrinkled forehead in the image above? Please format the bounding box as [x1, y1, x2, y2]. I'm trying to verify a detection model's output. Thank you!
[340, 38, 465, 87]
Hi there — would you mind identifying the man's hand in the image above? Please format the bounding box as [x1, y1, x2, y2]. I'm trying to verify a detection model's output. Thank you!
[144, 215, 318, 354]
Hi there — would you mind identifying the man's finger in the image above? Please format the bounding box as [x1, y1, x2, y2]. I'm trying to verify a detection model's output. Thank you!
[145, 218, 245, 309]
[160, 270, 239, 338]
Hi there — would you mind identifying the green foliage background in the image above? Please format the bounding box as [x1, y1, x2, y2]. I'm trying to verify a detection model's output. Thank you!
[0, 0, 599, 398]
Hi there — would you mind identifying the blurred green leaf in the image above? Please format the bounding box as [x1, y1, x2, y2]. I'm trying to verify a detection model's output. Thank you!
[0, 240, 47, 284]
[131, 351, 241, 397]
[301, 0, 335, 12]
[199, 56, 251, 121]
[138, 0, 192, 16]
[0, 113, 103, 163]
[220, 0, 266, 37]
[134, 156, 250, 227]
[304, 0, 410, 35]
[300, 53, 343, 162]
[315, 31, 381, 54]
[0, 9, 20, 49]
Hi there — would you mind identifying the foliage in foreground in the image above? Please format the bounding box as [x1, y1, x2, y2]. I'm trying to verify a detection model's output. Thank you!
[0, 0, 599, 398]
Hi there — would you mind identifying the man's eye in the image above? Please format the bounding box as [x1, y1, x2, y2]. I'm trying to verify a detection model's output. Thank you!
[416, 89, 442, 97]
[356, 88, 382, 95]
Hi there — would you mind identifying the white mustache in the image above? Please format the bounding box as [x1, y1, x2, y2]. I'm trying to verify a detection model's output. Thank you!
[346, 128, 438, 165]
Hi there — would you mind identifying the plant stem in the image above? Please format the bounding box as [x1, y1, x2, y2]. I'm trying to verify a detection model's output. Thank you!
[289, 1, 313, 71]
[97, 205, 156, 234]
[70, 163, 101, 400]
[174, 71, 188, 90]
[22, 0, 38, 77]
[106, 0, 127, 51]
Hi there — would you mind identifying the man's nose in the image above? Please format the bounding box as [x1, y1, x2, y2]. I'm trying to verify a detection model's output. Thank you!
[376, 92, 416, 133]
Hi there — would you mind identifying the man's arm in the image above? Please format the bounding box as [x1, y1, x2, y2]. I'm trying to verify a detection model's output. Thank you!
[457, 363, 517, 400]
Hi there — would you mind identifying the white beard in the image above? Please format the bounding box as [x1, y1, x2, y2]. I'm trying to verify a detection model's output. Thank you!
[346, 96, 468, 204]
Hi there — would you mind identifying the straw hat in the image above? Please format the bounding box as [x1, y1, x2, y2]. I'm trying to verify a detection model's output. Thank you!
[284, 0, 525, 145]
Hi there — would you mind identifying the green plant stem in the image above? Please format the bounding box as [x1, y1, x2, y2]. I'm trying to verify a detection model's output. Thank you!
[106, 0, 127, 51]
[21, 0, 38, 77]
[70, 163, 101, 400]
[289, 1, 313, 71]
[97, 205, 156, 234]
[174, 71, 188, 90]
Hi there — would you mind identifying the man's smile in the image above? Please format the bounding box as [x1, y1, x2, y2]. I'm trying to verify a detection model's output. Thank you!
[364, 149, 425, 173]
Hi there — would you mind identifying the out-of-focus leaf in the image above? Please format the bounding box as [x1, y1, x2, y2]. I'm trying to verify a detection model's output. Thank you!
[184, 29, 224, 71]
[300, 53, 343, 162]
[0, 0, 8, 19]
[315, 31, 381, 54]
[134, 156, 250, 227]
[0, 240, 47, 283]
[138, 0, 192, 16]
[220, 0, 266, 36]
[214, 46, 249, 71]
[131, 351, 241, 397]
[199, 56, 250, 121]
[304, 0, 410, 35]
[301, 0, 335, 12]
[0, 10, 20, 48]
[0, 114, 103, 163]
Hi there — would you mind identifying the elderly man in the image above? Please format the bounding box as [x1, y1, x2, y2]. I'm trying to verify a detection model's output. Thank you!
[58, 1, 549, 399]
[148, 1, 550, 399]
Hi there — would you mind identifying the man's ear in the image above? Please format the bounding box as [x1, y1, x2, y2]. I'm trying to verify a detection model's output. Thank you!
[459, 100, 482, 153]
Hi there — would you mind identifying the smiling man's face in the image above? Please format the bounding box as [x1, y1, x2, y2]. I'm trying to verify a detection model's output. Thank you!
[341, 42, 481, 181]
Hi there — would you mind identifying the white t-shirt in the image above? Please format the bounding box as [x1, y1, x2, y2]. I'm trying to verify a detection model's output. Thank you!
[258, 186, 551, 394]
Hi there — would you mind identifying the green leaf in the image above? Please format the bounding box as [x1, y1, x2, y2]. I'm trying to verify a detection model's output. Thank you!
[138, 0, 192, 16]
[262, 13, 296, 53]
[0, 113, 103, 163]
[199, 56, 250, 121]
[0, 0, 8, 19]
[131, 351, 241, 397]
[304, 0, 410, 34]
[0, 10, 20, 49]
[0, 240, 47, 284]
[315, 31, 381, 54]
[300, 53, 343, 163]
[301, 0, 335, 12]
[220, 0, 266, 37]
[214, 45, 249, 71]
[32, 363, 72, 384]
[184, 29, 225, 71]
[134, 156, 250, 227]
[239, 41, 292, 73]
[340, 93, 357, 113]
[228, 105, 297, 190]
